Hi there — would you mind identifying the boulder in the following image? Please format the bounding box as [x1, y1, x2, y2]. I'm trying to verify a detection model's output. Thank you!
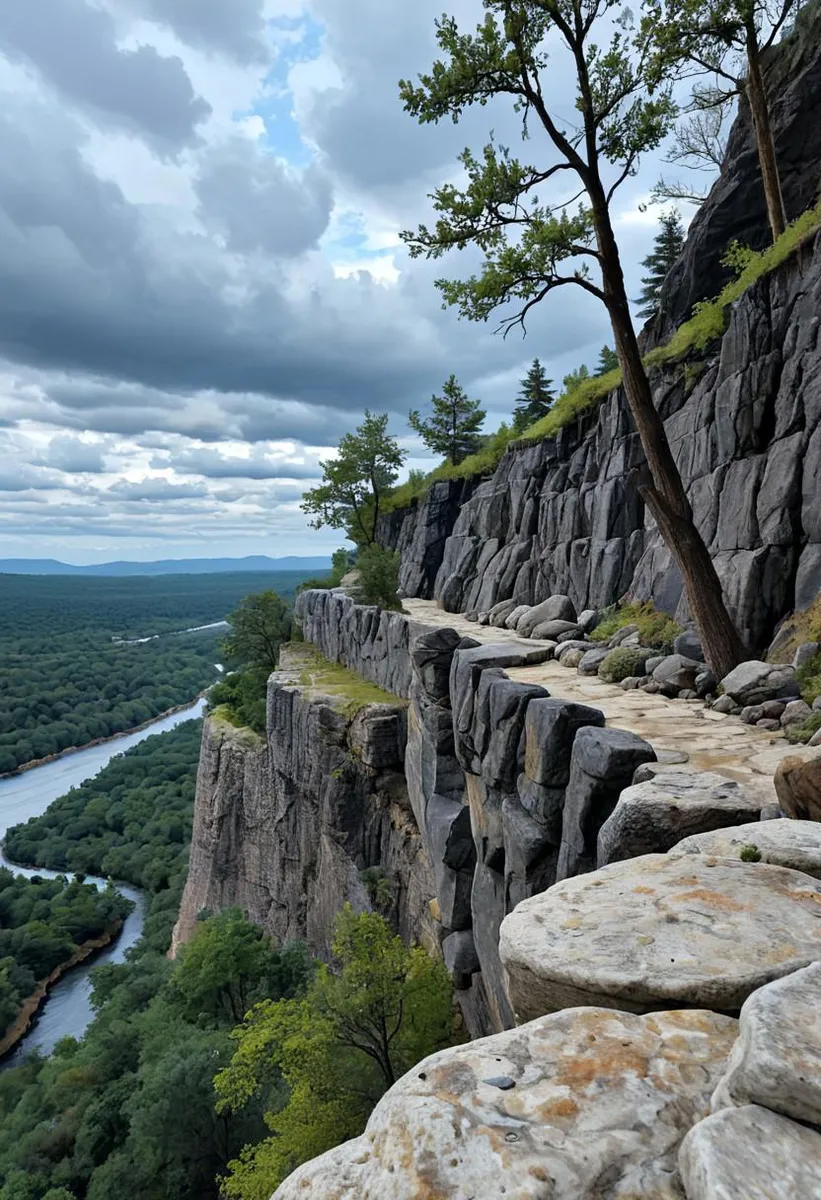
[441, 930, 480, 986]
[559, 648, 584, 669]
[739, 704, 764, 724]
[523, 698, 605, 788]
[597, 770, 764, 866]
[719, 660, 799, 706]
[678, 1105, 821, 1200]
[652, 654, 703, 691]
[780, 698, 812, 727]
[711, 695, 739, 714]
[554, 639, 589, 660]
[815, 696, 821, 712]
[673, 630, 705, 662]
[756, 718, 782, 731]
[695, 670, 716, 698]
[530, 618, 579, 640]
[556, 727, 655, 880]
[500, 854, 821, 1023]
[505, 603, 532, 629]
[645, 655, 666, 675]
[668, 818, 821, 880]
[810, 727, 821, 746]
[515, 594, 576, 636]
[793, 640, 819, 669]
[274, 1007, 738, 1200]
[578, 647, 610, 675]
[773, 754, 821, 821]
[577, 608, 599, 634]
[711, 961, 821, 1126]
[609, 623, 639, 647]
[761, 699, 786, 719]
[487, 598, 518, 627]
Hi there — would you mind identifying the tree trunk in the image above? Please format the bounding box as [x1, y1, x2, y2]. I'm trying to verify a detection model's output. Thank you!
[745, 34, 787, 243]
[590, 190, 747, 680]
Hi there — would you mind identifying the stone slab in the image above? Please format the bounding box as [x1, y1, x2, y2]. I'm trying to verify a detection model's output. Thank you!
[274, 1006, 738, 1200]
[499, 854, 821, 1024]
[669, 818, 821, 880]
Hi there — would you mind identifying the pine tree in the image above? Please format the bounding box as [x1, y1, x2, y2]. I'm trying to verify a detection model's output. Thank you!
[597, 345, 619, 374]
[512, 359, 555, 433]
[409, 375, 485, 465]
[636, 211, 685, 319]
[562, 364, 590, 393]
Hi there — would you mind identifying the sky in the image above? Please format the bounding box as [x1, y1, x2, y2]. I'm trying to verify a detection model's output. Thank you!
[0, 0, 703, 564]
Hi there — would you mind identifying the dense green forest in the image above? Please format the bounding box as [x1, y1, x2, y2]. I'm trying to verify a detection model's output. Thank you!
[0, 872, 131, 1040]
[0, 571, 313, 774]
[4, 720, 203, 893]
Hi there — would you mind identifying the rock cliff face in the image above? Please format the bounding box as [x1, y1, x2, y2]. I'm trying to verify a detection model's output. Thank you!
[382, 231, 821, 650]
[172, 650, 437, 961]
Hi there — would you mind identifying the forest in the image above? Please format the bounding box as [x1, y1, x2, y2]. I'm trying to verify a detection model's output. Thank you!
[0, 872, 131, 1040]
[0, 571, 312, 774]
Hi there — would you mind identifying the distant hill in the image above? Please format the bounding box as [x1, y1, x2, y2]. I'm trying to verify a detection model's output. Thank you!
[0, 555, 333, 577]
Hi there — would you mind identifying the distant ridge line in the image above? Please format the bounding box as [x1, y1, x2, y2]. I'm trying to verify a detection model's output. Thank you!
[0, 555, 333, 577]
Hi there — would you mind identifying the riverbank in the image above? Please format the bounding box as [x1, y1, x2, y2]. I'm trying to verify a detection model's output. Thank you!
[0, 692, 209, 780]
[0, 918, 125, 1061]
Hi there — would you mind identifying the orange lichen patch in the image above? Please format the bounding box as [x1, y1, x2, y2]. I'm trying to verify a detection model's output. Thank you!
[633, 885, 656, 895]
[529, 1165, 550, 1181]
[671, 888, 749, 912]
[538, 1096, 580, 1120]
[556, 1041, 650, 1088]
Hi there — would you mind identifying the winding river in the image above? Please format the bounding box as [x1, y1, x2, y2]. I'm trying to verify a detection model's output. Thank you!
[0, 697, 206, 1067]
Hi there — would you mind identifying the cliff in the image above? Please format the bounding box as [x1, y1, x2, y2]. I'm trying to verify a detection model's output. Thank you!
[380, 228, 821, 651]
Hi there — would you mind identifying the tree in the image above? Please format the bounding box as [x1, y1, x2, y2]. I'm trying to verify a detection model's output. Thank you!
[636, 210, 686, 318]
[512, 358, 555, 432]
[642, 0, 801, 242]
[597, 345, 619, 374]
[562, 364, 591, 393]
[652, 104, 729, 205]
[215, 907, 456, 1199]
[221, 591, 291, 676]
[409, 374, 485, 465]
[301, 411, 405, 546]
[352, 544, 402, 610]
[399, 0, 745, 678]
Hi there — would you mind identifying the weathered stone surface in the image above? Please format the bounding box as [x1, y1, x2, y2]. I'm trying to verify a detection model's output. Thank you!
[559, 647, 585, 668]
[409, 627, 463, 704]
[669, 818, 821, 880]
[652, 654, 703, 692]
[500, 854, 821, 1023]
[678, 1105, 821, 1200]
[505, 603, 531, 629]
[712, 961, 821, 1126]
[597, 770, 764, 866]
[780, 697, 812, 727]
[523, 698, 605, 787]
[578, 647, 610, 675]
[488, 597, 518, 626]
[557, 727, 655, 880]
[774, 753, 821, 821]
[794, 640, 820, 669]
[577, 608, 599, 634]
[530, 618, 579, 640]
[712, 694, 739, 714]
[441, 929, 480, 985]
[275, 1007, 738, 1200]
[516, 594, 576, 636]
[719, 660, 799, 706]
[674, 630, 704, 661]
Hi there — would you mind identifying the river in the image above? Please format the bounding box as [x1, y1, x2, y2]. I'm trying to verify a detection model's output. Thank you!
[0, 697, 206, 1067]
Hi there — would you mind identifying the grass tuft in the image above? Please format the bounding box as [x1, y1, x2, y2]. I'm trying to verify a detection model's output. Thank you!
[590, 601, 682, 653]
[291, 647, 405, 716]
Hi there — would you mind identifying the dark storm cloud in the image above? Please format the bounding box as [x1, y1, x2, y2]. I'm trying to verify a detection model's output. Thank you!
[0, 0, 210, 155]
[194, 139, 333, 256]
[156, 445, 322, 480]
[125, 0, 271, 65]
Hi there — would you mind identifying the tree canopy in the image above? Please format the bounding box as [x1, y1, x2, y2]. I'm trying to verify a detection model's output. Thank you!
[301, 411, 405, 546]
[636, 209, 685, 318]
[409, 374, 486, 464]
[512, 359, 555, 433]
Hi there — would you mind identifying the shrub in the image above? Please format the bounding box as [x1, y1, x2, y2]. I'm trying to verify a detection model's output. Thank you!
[785, 712, 821, 745]
[591, 602, 682, 653]
[599, 647, 650, 683]
[796, 651, 821, 705]
[353, 544, 402, 611]
[739, 844, 762, 863]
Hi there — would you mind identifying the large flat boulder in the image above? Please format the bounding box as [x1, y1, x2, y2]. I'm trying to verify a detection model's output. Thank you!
[597, 770, 765, 867]
[669, 818, 821, 880]
[516, 594, 576, 636]
[274, 1006, 738, 1200]
[678, 1105, 821, 1200]
[719, 660, 799, 706]
[712, 961, 821, 1127]
[500, 854, 821, 1024]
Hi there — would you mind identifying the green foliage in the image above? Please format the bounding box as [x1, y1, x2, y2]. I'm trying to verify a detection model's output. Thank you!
[796, 651, 821, 706]
[221, 592, 291, 676]
[636, 210, 685, 319]
[0, 871, 131, 1038]
[591, 601, 683, 652]
[208, 672, 268, 734]
[512, 359, 555, 434]
[4, 719, 202, 894]
[296, 649, 402, 715]
[785, 712, 821, 745]
[739, 844, 762, 863]
[301, 412, 406, 546]
[597, 345, 619, 374]
[296, 547, 356, 593]
[215, 906, 457, 1199]
[352, 544, 402, 611]
[562, 364, 591, 393]
[517, 368, 623, 443]
[598, 647, 651, 683]
[382, 423, 517, 513]
[359, 868, 395, 914]
[409, 374, 486, 465]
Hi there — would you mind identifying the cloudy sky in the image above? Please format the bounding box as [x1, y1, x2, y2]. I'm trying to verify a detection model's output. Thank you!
[0, 0, 697, 564]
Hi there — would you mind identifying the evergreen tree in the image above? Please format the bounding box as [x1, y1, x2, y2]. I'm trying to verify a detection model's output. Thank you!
[597, 345, 619, 374]
[409, 375, 485, 465]
[636, 211, 685, 319]
[512, 358, 555, 433]
[562, 364, 590, 393]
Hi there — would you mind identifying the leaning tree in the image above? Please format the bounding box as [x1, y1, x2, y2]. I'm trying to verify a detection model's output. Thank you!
[400, 0, 745, 677]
